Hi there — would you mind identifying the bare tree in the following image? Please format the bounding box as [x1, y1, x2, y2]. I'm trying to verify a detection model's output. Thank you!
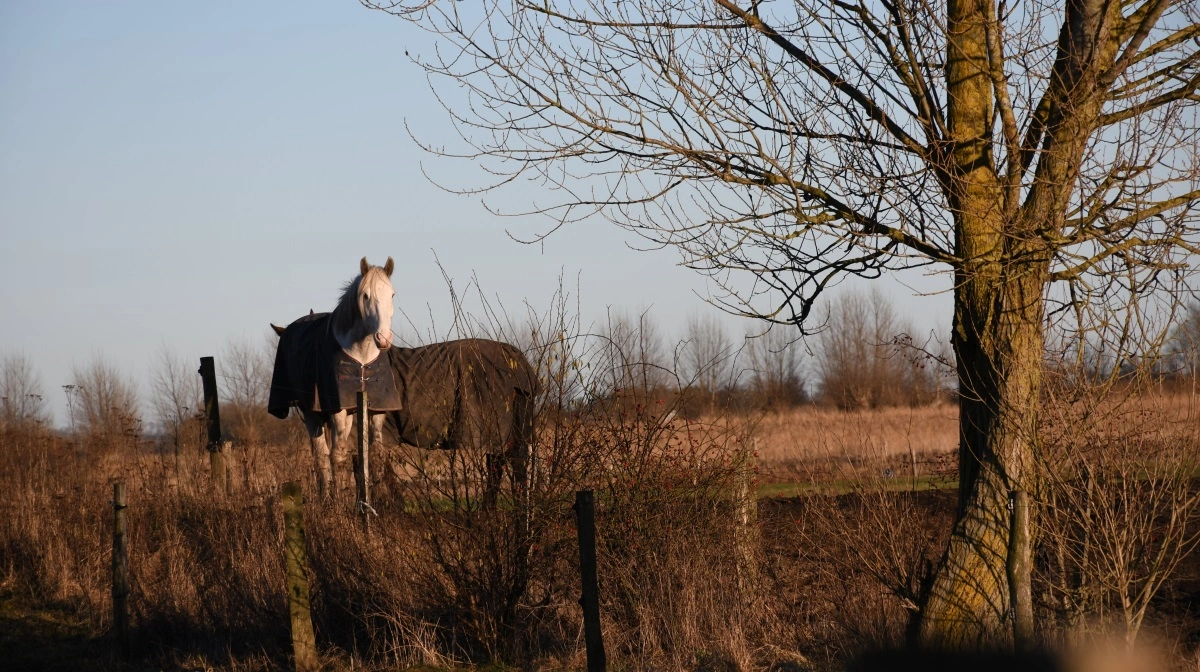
[150, 344, 201, 448]
[1, 352, 49, 427]
[69, 355, 140, 443]
[220, 336, 273, 445]
[1166, 300, 1200, 384]
[744, 325, 807, 409]
[373, 0, 1200, 644]
[681, 312, 735, 408]
[596, 309, 670, 396]
[816, 289, 936, 409]
[817, 289, 897, 409]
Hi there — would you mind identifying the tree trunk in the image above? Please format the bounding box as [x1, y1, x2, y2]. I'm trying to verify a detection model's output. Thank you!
[919, 259, 1046, 646]
[917, 0, 1118, 646]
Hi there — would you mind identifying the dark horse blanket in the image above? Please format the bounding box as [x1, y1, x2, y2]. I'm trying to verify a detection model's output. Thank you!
[270, 318, 538, 454]
[384, 338, 538, 451]
[268, 312, 403, 418]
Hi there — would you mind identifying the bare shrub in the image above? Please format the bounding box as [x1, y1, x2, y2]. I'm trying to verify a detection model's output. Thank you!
[1037, 376, 1200, 649]
[792, 483, 949, 655]
[372, 280, 766, 668]
[1, 351, 49, 428]
[381, 446, 539, 661]
[580, 398, 758, 670]
[555, 301, 761, 669]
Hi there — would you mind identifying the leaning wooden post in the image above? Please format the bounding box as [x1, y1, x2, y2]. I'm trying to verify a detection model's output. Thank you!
[354, 390, 371, 537]
[1007, 489, 1034, 650]
[734, 440, 759, 592]
[282, 482, 319, 672]
[198, 357, 230, 494]
[111, 482, 130, 659]
[574, 490, 606, 672]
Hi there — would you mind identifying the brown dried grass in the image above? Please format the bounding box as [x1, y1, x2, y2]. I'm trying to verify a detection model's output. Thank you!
[4, 388, 1200, 670]
[741, 403, 958, 486]
[0, 395, 776, 671]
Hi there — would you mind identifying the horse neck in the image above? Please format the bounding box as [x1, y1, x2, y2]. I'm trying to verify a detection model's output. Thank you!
[331, 296, 379, 364]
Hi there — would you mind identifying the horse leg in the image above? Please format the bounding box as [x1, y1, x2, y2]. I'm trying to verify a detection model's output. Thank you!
[509, 391, 536, 594]
[367, 411, 391, 502]
[508, 443, 529, 499]
[509, 389, 535, 499]
[483, 392, 534, 511]
[303, 412, 332, 500]
[484, 453, 504, 509]
[368, 411, 387, 456]
[507, 439, 532, 553]
[328, 409, 354, 499]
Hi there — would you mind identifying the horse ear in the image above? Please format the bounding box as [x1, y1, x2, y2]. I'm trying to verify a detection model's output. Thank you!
[271, 323, 286, 336]
[384, 257, 394, 277]
[360, 257, 370, 275]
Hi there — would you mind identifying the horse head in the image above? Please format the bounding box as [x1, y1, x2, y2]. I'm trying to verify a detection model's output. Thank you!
[357, 256, 395, 350]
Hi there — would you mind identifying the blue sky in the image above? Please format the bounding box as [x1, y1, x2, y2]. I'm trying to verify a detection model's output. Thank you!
[0, 2, 951, 426]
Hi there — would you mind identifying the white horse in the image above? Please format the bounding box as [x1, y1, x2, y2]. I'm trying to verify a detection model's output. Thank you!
[268, 257, 396, 499]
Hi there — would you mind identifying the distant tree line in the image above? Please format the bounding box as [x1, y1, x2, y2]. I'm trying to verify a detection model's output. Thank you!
[590, 292, 1200, 416]
[1169, 301, 1200, 383]
[589, 288, 953, 415]
[0, 330, 289, 449]
[3, 296, 1195, 445]
[1049, 298, 1200, 390]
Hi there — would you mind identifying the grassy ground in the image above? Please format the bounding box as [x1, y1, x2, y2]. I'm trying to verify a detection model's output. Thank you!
[755, 474, 958, 499]
[0, 589, 115, 672]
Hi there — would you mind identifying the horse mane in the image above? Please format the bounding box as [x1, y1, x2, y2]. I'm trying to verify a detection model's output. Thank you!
[331, 274, 359, 335]
[331, 265, 389, 337]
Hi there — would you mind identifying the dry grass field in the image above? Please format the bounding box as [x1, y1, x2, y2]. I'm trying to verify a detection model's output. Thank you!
[2, 388, 1200, 670]
[749, 403, 958, 486]
[749, 390, 1200, 487]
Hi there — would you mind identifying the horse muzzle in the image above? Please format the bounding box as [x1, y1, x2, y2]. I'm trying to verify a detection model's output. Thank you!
[374, 332, 393, 349]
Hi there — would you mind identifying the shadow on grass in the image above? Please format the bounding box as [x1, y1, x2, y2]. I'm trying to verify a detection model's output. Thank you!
[0, 589, 118, 672]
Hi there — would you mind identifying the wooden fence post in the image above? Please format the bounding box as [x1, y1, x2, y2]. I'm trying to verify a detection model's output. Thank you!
[355, 390, 371, 537]
[1008, 489, 1034, 650]
[198, 357, 230, 494]
[282, 482, 319, 672]
[735, 441, 759, 591]
[574, 490, 606, 672]
[111, 482, 130, 659]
